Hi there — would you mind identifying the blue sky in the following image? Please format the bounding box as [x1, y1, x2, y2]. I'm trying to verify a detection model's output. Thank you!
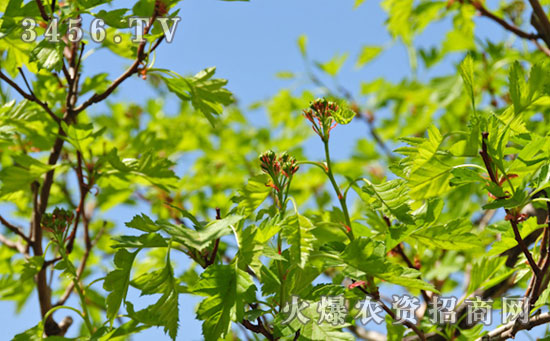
[2, 0, 544, 340]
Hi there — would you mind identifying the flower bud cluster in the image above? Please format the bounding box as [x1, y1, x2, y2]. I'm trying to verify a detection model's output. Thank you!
[259, 150, 299, 196]
[303, 98, 339, 141]
[41, 207, 74, 235]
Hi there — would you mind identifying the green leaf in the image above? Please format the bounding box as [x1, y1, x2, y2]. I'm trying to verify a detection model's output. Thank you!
[353, 0, 366, 9]
[386, 314, 406, 341]
[275, 71, 295, 79]
[232, 174, 271, 215]
[104, 148, 178, 191]
[235, 226, 264, 275]
[274, 298, 354, 341]
[459, 54, 475, 112]
[467, 256, 506, 295]
[356, 45, 382, 68]
[340, 238, 436, 292]
[30, 40, 64, 71]
[0, 154, 54, 197]
[411, 219, 483, 250]
[333, 105, 356, 125]
[103, 249, 138, 321]
[449, 167, 484, 186]
[316, 52, 348, 77]
[299, 321, 355, 341]
[11, 322, 44, 341]
[21, 256, 44, 280]
[378, 264, 437, 292]
[398, 125, 455, 199]
[127, 251, 179, 340]
[161, 214, 244, 250]
[361, 179, 415, 225]
[158, 67, 234, 125]
[191, 264, 257, 340]
[111, 233, 167, 249]
[509, 61, 528, 114]
[282, 214, 315, 269]
[381, 0, 414, 44]
[488, 217, 542, 257]
[97, 320, 149, 340]
[125, 214, 161, 233]
[340, 238, 388, 275]
[95, 8, 128, 28]
[297, 34, 307, 57]
[482, 190, 527, 210]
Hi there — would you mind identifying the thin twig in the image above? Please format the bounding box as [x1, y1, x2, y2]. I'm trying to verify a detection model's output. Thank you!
[471, 1, 539, 40]
[0, 214, 31, 244]
[74, 15, 160, 114]
[528, 0, 550, 45]
[353, 283, 426, 341]
[241, 319, 274, 340]
[0, 69, 61, 124]
[18, 67, 36, 98]
[43, 256, 62, 268]
[55, 220, 103, 307]
[510, 218, 541, 277]
[480, 132, 540, 277]
[35, 0, 50, 21]
[0, 233, 27, 254]
[395, 243, 431, 303]
[526, 191, 550, 306]
[384, 216, 431, 303]
[206, 208, 222, 266]
[532, 38, 550, 57]
[479, 312, 550, 340]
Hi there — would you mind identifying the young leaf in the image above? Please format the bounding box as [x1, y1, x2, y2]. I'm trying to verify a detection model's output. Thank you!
[361, 179, 415, 225]
[459, 54, 475, 112]
[161, 214, 244, 250]
[282, 213, 315, 269]
[356, 45, 383, 68]
[103, 249, 138, 321]
[157, 67, 234, 125]
[297, 34, 307, 57]
[127, 251, 180, 340]
[333, 105, 356, 125]
[315, 52, 348, 77]
[191, 264, 257, 340]
[30, 40, 64, 71]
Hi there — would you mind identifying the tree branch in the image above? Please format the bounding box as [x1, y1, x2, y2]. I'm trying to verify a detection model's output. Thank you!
[0, 214, 31, 244]
[34, 0, 50, 21]
[480, 132, 540, 276]
[532, 38, 550, 57]
[0, 69, 61, 124]
[395, 243, 431, 303]
[528, 0, 550, 46]
[510, 218, 541, 276]
[206, 208, 222, 266]
[479, 312, 550, 340]
[471, 1, 539, 40]
[74, 15, 160, 114]
[55, 152, 95, 306]
[354, 284, 426, 341]
[241, 318, 274, 340]
[0, 232, 27, 254]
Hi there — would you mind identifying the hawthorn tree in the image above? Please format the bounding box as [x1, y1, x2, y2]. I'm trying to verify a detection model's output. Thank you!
[2, 0, 550, 340]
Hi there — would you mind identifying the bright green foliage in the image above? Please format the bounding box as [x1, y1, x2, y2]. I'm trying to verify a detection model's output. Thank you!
[192, 264, 257, 340]
[3, 0, 550, 340]
[157, 67, 234, 125]
[104, 249, 138, 321]
[282, 213, 315, 269]
[128, 251, 179, 339]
